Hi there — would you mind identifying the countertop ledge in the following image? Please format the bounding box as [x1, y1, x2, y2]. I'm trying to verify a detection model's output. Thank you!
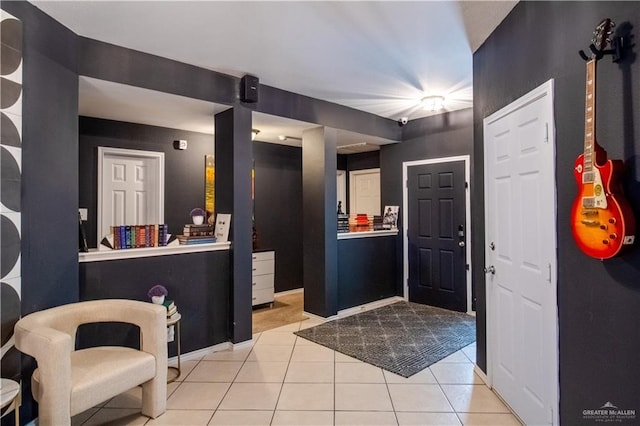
[79, 242, 231, 262]
[337, 229, 399, 240]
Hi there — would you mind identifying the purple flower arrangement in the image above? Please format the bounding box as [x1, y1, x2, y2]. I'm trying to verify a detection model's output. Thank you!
[148, 284, 168, 304]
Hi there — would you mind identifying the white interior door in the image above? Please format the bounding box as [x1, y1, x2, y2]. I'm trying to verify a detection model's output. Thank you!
[484, 80, 558, 425]
[98, 147, 164, 241]
[349, 168, 380, 216]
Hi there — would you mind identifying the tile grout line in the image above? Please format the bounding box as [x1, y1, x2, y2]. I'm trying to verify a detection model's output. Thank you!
[267, 322, 299, 425]
[333, 350, 338, 425]
[382, 363, 400, 426]
[208, 337, 255, 422]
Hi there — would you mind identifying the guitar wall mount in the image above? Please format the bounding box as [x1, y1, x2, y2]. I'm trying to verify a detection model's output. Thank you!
[579, 21, 633, 63]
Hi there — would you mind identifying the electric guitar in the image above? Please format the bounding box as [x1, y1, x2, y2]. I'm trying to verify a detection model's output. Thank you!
[571, 18, 636, 259]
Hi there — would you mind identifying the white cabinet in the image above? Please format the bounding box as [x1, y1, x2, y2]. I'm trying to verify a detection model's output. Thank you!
[252, 251, 274, 306]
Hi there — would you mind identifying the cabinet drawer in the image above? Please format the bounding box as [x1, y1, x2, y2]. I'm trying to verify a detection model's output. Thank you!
[252, 288, 274, 306]
[252, 273, 273, 290]
[252, 259, 274, 276]
[252, 251, 274, 262]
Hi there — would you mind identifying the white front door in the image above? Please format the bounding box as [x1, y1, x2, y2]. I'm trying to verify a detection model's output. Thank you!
[484, 80, 558, 425]
[98, 147, 164, 241]
[349, 168, 380, 216]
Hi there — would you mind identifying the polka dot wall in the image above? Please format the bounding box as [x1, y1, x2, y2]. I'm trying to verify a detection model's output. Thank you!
[1, 10, 23, 383]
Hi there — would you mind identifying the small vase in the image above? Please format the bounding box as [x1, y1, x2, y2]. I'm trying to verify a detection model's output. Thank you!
[192, 215, 204, 225]
[151, 295, 165, 305]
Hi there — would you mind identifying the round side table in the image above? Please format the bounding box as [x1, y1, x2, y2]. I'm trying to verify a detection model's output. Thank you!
[167, 313, 182, 383]
[1, 378, 20, 426]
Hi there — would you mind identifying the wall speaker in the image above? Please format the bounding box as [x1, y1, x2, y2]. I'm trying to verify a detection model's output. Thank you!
[240, 74, 259, 103]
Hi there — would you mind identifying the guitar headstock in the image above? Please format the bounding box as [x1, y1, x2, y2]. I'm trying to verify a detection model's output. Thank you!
[592, 18, 615, 53]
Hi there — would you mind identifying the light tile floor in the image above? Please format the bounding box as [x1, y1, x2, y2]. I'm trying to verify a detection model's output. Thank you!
[72, 319, 522, 425]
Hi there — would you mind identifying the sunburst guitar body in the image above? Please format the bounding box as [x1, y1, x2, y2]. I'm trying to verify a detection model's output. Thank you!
[571, 150, 635, 260]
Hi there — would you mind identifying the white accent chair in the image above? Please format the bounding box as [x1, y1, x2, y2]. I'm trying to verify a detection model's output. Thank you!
[14, 299, 167, 426]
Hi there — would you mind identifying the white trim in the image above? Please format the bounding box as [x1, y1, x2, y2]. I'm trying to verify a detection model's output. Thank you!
[349, 167, 381, 216]
[337, 229, 398, 240]
[402, 155, 472, 314]
[97, 147, 165, 244]
[169, 341, 232, 364]
[168, 338, 255, 364]
[474, 364, 490, 386]
[303, 311, 336, 322]
[483, 79, 558, 426]
[79, 241, 231, 262]
[303, 296, 404, 322]
[337, 296, 404, 319]
[232, 339, 255, 351]
[274, 288, 304, 297]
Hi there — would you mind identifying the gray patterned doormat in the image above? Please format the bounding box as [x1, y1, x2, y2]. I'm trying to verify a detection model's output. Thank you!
[295, 302, 476, 377]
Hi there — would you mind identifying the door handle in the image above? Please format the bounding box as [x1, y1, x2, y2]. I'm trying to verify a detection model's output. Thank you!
[458, 225, 465, 248]
[484, 265, 495, 274]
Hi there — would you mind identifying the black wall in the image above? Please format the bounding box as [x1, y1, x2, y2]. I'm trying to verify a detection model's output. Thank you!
[253, 141, 303, 292]
[474, 2, 640, 423]
[380, 109, 474, 297]
[79, 117, 215, 247]
[79, 251, 230, 355]
[339, 151, 380, 172]
[337, 236, 397, 310]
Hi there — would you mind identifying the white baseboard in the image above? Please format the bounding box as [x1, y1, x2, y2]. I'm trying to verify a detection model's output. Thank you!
[303, 296, 404, 322]
[337, 296, 404, 319]
[474, 364, 490, 387]
[275, 288, 303, 297]
[302, 311, 336, 322]
[232, 339, 255, 351]
[169, 341, 231, 363]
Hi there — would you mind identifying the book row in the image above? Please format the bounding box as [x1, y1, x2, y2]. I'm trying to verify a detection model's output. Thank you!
[112, 224, 169, 250]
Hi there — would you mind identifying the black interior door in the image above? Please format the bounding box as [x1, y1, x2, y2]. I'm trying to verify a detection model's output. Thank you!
[407, 161, 467, 312]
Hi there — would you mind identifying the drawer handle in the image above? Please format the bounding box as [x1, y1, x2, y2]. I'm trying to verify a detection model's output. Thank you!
[252, 268, 257, 271]
[252, 283, 256, 286]
[252, 297, 257, 300]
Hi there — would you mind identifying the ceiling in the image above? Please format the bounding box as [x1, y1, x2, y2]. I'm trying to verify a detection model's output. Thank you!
[37, 1, 518, 151]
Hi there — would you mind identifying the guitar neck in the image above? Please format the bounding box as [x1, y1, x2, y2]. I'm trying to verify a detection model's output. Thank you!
[583, 59, 597, 172]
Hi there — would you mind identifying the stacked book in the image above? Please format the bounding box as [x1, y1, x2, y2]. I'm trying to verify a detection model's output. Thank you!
[163, 299, 180, 321]
[373, 215, 384, 230]
[178, 224, 217, 245]
[337, 214, 350, 233]
[350, 214, 372, 231]
[112, 224, 168, 249]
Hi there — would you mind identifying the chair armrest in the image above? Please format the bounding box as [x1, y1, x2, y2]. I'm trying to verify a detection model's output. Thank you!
[14, 324, 72, 398]
[14, 324, 72, 363]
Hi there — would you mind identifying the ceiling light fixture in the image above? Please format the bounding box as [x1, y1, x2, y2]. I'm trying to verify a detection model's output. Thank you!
[421, 95, 445, 112]
[251, 129, 260, 140]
